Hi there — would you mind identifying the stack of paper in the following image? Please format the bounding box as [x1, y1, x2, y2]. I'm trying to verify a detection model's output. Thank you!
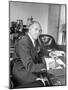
[44, 57, 65, 70]
[49, 50, 65, 57]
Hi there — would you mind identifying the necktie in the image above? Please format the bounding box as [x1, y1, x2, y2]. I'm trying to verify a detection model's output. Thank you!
[35, 40, 40, 53]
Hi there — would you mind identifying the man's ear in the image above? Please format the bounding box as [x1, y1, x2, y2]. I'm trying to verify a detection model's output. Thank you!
[29, 24, 33, 31]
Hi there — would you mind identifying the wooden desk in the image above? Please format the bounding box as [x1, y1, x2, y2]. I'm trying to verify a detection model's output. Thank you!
[46, 50, 66, 86]
[48, 68, 66, 85]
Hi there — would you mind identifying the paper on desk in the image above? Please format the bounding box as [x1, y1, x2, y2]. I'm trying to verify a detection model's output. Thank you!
[44, 57, 65, 70]
[56, 58, 65, 67]
[49, 50, 65, 57]
[44, 57, 54, 70]
[54, 50, 65, 56]
[56, 66, 62, 69]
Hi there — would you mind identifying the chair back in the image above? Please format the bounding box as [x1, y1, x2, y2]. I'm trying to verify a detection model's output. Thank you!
[39, 34, 56, 49]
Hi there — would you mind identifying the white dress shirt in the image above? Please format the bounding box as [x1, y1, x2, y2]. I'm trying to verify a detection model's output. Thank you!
[28, 33, 35, 47]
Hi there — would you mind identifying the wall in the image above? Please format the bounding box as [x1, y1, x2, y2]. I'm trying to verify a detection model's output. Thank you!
[10, 1, 48, 34]
[47, 4, 66, 43]
[47, 4, 60, 43]
[10, 2, 66, 43]
[60, 5, 66, 26]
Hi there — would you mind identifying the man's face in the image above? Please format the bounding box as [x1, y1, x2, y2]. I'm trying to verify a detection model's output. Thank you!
[29, 23, 42, 40]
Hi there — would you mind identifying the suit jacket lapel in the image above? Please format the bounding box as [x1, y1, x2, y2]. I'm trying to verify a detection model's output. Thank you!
[26, 34, 41, 64]
[26, 35, 40, 54]
[26, 34, 35, 50]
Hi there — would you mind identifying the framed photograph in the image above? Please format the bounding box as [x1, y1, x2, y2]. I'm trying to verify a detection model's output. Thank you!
[9, 1, 66, 89]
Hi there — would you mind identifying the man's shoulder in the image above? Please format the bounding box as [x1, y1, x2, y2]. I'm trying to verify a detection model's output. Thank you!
[18, 35, 29, 45]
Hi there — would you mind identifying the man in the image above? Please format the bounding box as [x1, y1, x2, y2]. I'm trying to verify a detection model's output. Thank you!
[12, 21, 50, 87]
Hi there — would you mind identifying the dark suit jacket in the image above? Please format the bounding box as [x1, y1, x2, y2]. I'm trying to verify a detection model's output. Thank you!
[12, 34, 46, 84]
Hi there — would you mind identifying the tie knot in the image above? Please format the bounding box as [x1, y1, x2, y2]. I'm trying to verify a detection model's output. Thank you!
[34, 40, 40, 53]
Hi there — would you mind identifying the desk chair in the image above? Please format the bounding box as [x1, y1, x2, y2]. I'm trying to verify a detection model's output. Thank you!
[39, 34, 56, 49]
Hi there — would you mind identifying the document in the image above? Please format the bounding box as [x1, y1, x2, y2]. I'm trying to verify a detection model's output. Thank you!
[49, 50, 65, 57]
[44, 57, 65, 70]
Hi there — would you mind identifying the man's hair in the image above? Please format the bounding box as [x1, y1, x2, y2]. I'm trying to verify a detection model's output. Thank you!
[28, 20, 41, 29]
